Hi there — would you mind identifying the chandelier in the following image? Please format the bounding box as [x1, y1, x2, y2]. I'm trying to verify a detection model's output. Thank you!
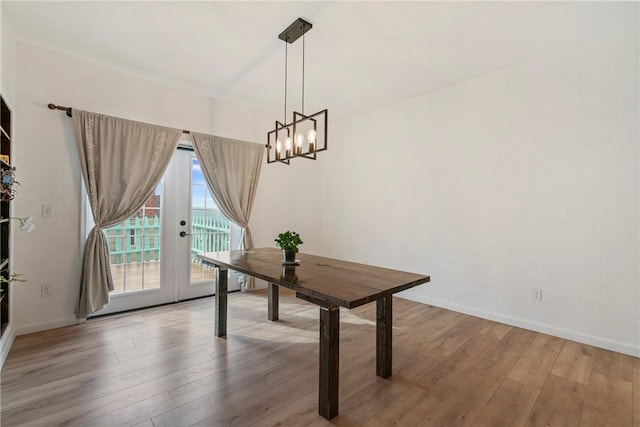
[266, 18, 328, 165]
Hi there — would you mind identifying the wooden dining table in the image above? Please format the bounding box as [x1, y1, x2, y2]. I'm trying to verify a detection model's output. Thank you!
[197, 248, 430, 420]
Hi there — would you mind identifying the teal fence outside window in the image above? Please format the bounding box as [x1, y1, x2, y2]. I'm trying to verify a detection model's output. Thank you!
[105, 210, 230, 265]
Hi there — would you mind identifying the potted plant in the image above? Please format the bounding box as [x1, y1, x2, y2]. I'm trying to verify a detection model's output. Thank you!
[274, 231, 303, 263]
[0, 167, 18, 202]
[0, 271, 26, 303]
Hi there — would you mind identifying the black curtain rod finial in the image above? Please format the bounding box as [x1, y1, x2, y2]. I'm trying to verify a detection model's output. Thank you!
[48, 103, 72, 117]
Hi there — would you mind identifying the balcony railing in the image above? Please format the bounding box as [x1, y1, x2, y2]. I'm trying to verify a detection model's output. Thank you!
[190, 212, 230, 258]
[105, 211, 230, 265]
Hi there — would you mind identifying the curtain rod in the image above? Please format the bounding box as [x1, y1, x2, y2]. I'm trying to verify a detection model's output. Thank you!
[47, 103, 191, 134]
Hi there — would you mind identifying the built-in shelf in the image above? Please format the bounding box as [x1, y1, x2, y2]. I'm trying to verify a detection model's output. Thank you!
[1, 94, 11, 338]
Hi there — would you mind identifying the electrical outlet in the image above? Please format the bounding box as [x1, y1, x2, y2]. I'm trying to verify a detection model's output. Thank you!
[531, 288, 542, 301]
[41, 283, 52, 297]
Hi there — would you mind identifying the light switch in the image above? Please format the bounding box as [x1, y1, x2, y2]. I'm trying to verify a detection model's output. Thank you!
[42, 204, 53, 218]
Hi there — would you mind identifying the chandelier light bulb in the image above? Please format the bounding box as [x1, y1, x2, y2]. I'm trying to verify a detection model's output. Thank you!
[295, 133, 304, 154]
[276, 139, 282, 153]
[285, 137, 293, 157]
[307, 129, 317, 151]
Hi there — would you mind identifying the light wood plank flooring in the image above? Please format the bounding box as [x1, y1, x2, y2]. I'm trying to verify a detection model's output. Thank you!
[1, 289, 638, 426]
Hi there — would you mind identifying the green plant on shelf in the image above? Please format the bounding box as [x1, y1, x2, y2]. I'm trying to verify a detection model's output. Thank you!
[0, 271, 26, 285]
[0, 166, 18, 202]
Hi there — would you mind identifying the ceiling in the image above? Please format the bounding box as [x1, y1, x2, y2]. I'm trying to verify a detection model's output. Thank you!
[2, 1, 636, 118]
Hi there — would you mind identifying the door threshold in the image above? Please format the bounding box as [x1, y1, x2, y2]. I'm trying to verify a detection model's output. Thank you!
[88, 290, 240, 321]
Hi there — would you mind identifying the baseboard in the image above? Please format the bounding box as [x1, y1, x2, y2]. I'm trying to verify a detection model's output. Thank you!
[397, 293, 640, 358]
[0, 322, 16, 370]
[14, 317, 79, 336]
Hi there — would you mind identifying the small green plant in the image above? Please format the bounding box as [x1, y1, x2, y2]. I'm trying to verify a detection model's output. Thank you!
[0, 272, 26, 285]
[274, 231, 303, 252]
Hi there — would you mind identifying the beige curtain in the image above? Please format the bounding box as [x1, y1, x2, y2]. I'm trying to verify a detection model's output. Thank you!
[73, 110, 181, 318]
[192, 133, 263, 288]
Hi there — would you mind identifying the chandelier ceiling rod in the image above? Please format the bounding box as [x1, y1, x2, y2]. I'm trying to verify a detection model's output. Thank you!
[302, 31, 305, 115]
[284, 40, 288, 124]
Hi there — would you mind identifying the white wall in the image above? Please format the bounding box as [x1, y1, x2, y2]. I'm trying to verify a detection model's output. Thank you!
[0, 5, 16, 101]
[11, 42, 320, 335]
[321, 29, 639, 356]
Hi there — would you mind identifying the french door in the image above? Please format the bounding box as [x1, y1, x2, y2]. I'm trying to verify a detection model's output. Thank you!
[91, 146, 240, 317]
[171, 148, 241, 300]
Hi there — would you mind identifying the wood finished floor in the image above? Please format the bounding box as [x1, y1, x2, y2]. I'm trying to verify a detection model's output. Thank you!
[1, 289, 638, 427]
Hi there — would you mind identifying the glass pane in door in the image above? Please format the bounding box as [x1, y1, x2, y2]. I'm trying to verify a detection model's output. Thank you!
[105, 185, 162, 294]
[190, 158, 230, 283]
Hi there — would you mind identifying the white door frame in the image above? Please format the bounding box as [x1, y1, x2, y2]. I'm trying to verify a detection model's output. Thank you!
[89, 144, 239, 317]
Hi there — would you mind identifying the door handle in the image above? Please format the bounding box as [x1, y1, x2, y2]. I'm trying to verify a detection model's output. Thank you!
[179, 231, 191, 238]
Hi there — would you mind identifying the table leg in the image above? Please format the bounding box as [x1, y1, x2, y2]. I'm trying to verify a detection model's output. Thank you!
[376, 295, 392, 378]
[268, 283, 279, 321]
[215, 267, 228, 337]
[319, 304, 340, 420]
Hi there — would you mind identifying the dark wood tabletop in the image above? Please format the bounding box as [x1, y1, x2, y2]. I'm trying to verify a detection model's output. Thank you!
[199, 248, 430, 309]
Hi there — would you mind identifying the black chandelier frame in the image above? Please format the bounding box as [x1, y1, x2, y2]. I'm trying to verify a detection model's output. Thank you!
[266, 18, 328, 165]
